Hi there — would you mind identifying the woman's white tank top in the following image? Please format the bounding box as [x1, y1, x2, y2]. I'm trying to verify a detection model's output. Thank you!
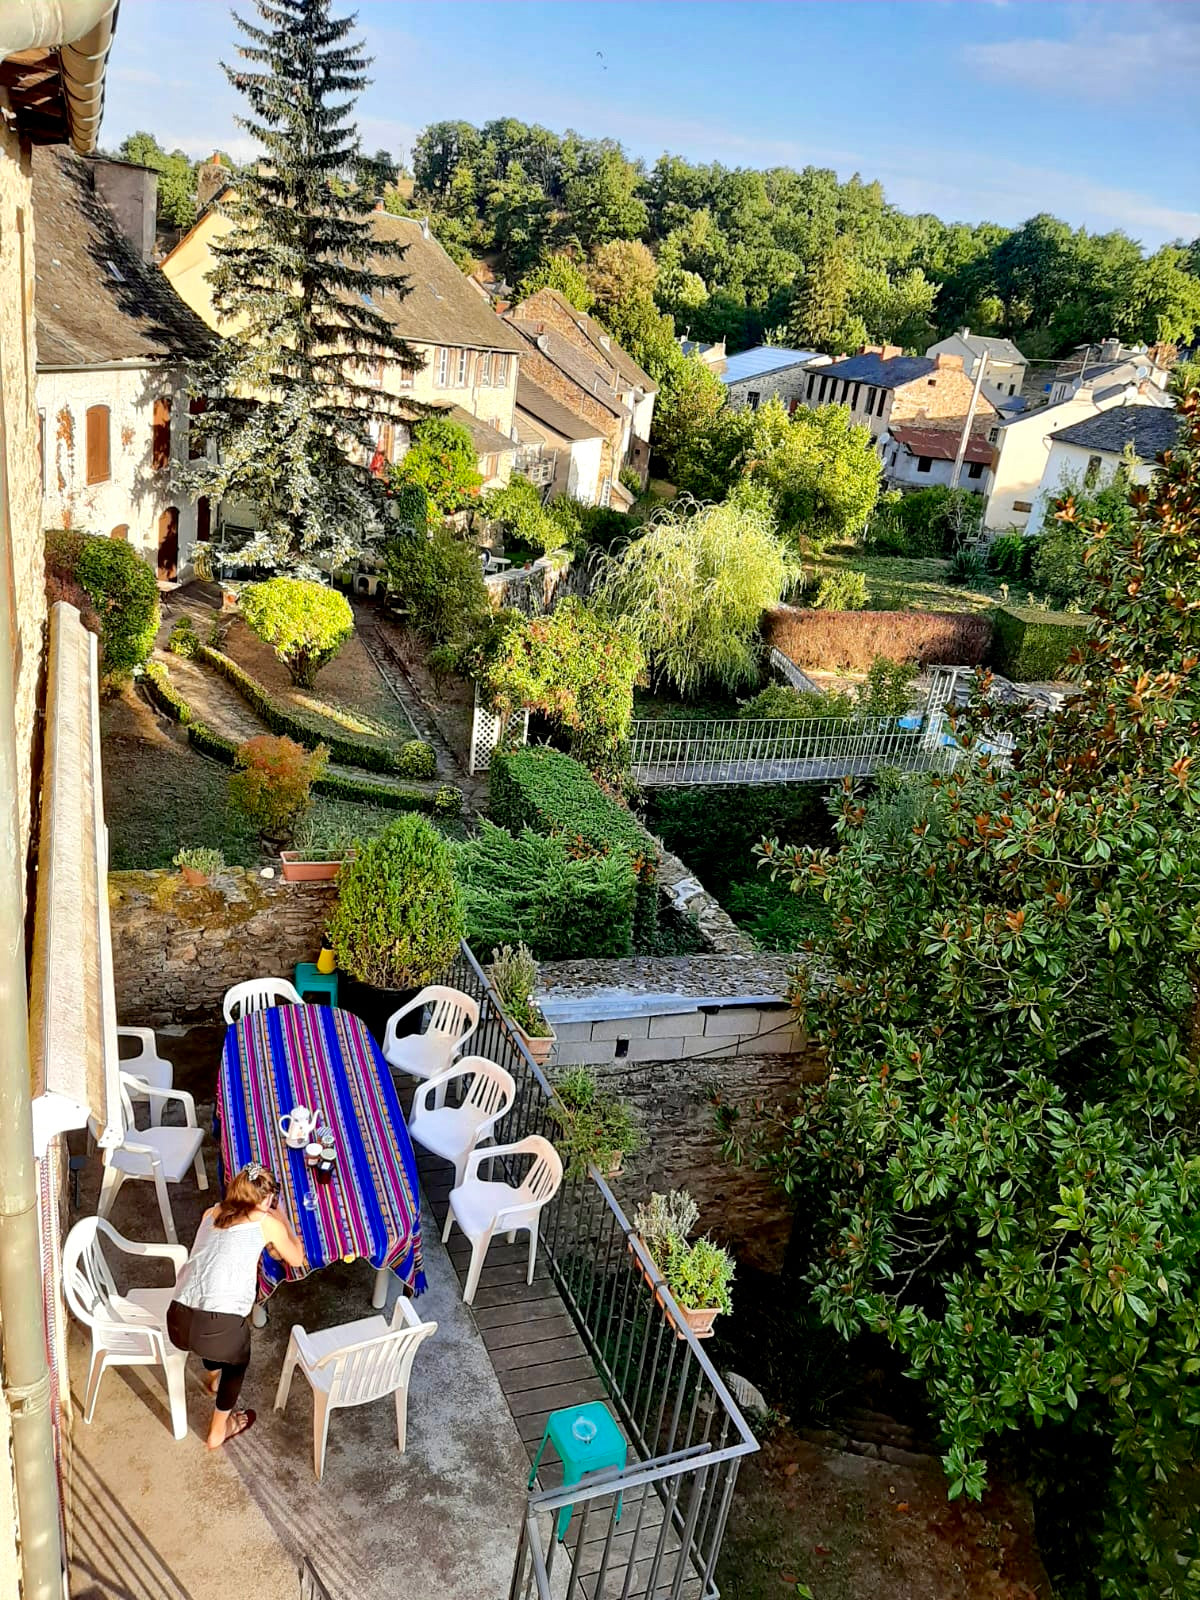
[174, 1212, 267, 1317]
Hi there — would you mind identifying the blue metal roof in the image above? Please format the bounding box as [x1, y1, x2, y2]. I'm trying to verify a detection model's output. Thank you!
[719, 346, 822, 385]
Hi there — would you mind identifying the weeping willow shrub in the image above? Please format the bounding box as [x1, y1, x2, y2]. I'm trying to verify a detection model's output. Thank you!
[597, 499, 797, 697]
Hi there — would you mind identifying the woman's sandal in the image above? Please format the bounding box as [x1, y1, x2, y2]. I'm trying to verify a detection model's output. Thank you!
[209, 1408, 256, 1448]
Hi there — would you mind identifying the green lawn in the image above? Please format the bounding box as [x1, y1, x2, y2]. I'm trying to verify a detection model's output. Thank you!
[805, 545, 1030, 614]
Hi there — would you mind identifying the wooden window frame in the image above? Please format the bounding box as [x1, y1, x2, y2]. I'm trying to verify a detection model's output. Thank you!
[85, 405, 111, 485]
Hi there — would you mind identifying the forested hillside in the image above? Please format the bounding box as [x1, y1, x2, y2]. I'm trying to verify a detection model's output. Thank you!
[404, 117, 1200, 360]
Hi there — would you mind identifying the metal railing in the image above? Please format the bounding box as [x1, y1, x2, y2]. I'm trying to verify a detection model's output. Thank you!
[513, 445, 558, 486]
[447, 945, 758, 1600]
[628, 715, 963, 787]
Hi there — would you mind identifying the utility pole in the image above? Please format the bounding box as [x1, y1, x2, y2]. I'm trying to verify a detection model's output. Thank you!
[950, 354, 988, 490]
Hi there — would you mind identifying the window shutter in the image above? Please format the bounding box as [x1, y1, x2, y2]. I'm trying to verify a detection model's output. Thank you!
[85, 406, 110, 484]
[152, 396, 172, 470]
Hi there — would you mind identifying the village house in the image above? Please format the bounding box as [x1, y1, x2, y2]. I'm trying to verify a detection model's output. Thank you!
[1025, 404, 1181, 534]
[716, 344, 827, 411]
[679, 335, 727, 371]
[926, 327, 1027, 406]
[506, 287, 657, 505]
[512, 372, 606, 504]
[161, 203, 524, 493]
[882, 424, 994, 494]
[1046, 337, 1172, 405]
[0, 7, 123, 1598]
[34, 147, 213, 581]
[799, 345, 998, 442]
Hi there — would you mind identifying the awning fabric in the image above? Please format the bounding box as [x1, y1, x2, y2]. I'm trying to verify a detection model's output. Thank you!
[29, 603, 120, 1157]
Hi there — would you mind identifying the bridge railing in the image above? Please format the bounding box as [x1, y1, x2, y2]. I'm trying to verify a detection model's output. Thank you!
[628, 715, 965, 786]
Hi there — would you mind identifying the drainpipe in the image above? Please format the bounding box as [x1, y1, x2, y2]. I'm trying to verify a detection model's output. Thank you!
[0, 0, 119, 154]
[0, 305, 63, 1600]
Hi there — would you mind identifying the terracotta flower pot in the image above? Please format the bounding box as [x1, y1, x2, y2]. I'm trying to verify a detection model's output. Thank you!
[279, 851, 354, 883]
[675, 1304, 721, 1340]
[179, 866, 208, 887]
[513, 1020, 556, 1067]
[599, 1149, 624, 1179]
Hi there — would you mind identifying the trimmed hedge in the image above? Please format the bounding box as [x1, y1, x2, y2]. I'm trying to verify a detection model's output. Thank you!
[489, 747, 659, 949]
[142, 661, 459, 815]
[988, 606, 1088, 683]
[196, 646, 437, 779]
[766, 605, 993, 672]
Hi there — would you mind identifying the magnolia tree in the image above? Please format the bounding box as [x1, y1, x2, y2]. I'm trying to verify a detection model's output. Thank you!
[736, 396, 1200, 1593]
[598, 498, 796, 696]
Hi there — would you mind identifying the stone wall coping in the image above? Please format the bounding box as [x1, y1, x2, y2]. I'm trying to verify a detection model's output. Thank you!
[538, 952, 802, 999]
[540, 991, 792, 1025]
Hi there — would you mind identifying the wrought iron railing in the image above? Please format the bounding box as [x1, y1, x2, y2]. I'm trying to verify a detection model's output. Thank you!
[448, 944, 758, 1600]
[627, 714, 959, 786]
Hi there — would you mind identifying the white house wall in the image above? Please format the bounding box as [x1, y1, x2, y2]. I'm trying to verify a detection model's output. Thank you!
[566, 435, 603, 504]
[38, 364, 198, 572]
[1027, 439, 1156, 535]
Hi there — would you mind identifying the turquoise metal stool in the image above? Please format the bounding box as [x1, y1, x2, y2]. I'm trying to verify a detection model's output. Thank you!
[528, 1401, 626, 1540]
[294, 962, 338, 1007]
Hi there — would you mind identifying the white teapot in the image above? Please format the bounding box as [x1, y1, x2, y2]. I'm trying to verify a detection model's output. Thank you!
[279, 1105, 322, 1149]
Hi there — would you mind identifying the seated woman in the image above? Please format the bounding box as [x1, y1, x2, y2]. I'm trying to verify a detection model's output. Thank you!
[167, 1162, 304, 1447]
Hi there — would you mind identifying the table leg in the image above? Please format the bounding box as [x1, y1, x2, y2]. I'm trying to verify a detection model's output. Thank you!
[372, 1265, 391, 1310]
[252, 1301, 267, 1328]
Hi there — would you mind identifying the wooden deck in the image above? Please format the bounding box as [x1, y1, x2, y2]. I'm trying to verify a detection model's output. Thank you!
[416, 1148, 704, 1600]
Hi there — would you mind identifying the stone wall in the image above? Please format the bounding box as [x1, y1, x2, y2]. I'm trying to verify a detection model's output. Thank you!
[725, 360, 816, 412]
[109, 869, 335, 1025]
[505, 324, 621, 488]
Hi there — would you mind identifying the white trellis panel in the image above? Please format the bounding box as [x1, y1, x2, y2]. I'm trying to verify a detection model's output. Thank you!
[469, 685, 529, 775]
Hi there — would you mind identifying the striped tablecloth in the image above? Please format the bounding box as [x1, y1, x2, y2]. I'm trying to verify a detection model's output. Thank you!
[217, 1004, 425, 1303]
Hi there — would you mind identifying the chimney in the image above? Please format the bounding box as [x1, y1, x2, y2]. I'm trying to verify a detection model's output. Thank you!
[195, 153, 229, 213]
[88, 157, 158, 263]
[957, 326, 970, 338]
[1100, 337, 1122, 363]
[934, 353, 964, 371]
[881, 344, 903, 361]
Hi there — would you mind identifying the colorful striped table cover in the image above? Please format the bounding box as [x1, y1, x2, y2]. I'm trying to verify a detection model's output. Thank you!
[217, 1004, 426, 1303]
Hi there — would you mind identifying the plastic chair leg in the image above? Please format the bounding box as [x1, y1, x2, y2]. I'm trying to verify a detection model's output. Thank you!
[462, 1237, 488, 1306]
[273, 1333, 300, 1413]
[164, 1351, 188, 1441]
[526, 1226, 538, 1285]
[83, 1351, 107, 1423]
[97, 1164, 124, 1220]
[193, 1149, 209, 1192]
[152, 1169, 177, 1245]
[312, 1391, 332, 1480]
[394, 1384, 410, 1454]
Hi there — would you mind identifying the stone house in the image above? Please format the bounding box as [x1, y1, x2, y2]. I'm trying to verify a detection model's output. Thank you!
[33, 146, 213, 580]
[513, 373, 605, 504]
[1026, 404, 1180, 534]
[925, 327, 1027, 406]
[716, 344, 827, 411]
[1047, 337, 1171, 406]
[161, 203, 524, 496]
[882, 424, 993, 494]
[0, 7, 123, 1596]
[798, 345, 998, 442]
[983, 378, 1172, 532]
[507, 288, 657, 504]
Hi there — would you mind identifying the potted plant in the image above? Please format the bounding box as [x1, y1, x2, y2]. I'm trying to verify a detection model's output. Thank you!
[488, 942, 555, 1066]
[281, 812, 361, 883]
[631, 1189, 699, 1267]
[663, 1234, 735, 1340]
[173, 846, 224, 888]
[550, 1066, 642, 1179]
[326, 813, 465, 1044]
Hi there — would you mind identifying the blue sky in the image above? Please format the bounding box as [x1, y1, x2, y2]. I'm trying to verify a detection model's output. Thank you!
[105, 0, 1200, 249]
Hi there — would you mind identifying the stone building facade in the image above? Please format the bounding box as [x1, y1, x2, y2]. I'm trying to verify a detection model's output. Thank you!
[800, 346, 998, 442]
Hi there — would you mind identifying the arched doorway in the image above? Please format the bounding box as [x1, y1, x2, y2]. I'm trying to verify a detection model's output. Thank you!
[157, 506, 179, 581]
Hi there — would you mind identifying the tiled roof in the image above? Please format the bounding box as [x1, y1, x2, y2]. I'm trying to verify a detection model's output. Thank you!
[890, 425, 993, 465]
[819, 352, 937, 389]
[1049, 406, 1180, 456]
[955, 332, 1026, 365]
[719, 346, 823, 384]
[440, 405, 515, 456]
[506, 319, 629, 420]
[515, 289, 657, 393]
[32, 147, 212, 367]
[516, 375, 603, 443]
[362, 215, 524, 354]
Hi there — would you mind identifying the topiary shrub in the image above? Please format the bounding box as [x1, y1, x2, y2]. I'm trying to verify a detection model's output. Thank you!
[811, 569, 868, 612]
[327, 813, 465, 990]
[490, 747, 659, 948]
[227, 734, 327, 843]
[988, 605, 1089, 682]
[168, 614, 202, 657]
[45, 529, 159, 679]
[238, 577, 355, 687]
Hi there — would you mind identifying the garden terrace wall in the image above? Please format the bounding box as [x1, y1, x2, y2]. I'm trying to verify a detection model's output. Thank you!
[109, 869, 334, 1026]
[766, 604, 994, 672]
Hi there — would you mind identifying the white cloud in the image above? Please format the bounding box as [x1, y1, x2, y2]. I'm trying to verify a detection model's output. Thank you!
[962, 5, 1200, 102]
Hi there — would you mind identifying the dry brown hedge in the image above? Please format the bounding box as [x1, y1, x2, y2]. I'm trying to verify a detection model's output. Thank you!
[766, 606, 994, 672]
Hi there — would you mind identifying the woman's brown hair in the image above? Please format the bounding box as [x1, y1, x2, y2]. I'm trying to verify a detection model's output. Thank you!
[213, 1163, 278, 1229]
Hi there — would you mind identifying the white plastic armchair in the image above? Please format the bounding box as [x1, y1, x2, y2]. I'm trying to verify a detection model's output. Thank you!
[96, 1073, 208, 1244]
[442, 1135, 563, 1305]
[63, 1215, 190, 1440]
[273, 1296, 438, 1480]
[222, 977, 303, 1025]
[382, 986, 479, 1098]
[408, 1055, 515, 1188]
[117, 1027, 174, 1127]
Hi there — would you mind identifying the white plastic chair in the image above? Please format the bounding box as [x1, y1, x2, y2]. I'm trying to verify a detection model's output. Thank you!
[117, 1026, 174, 1127]
[442, 1135, 563, 1306]
[62, 1215, 190, 1440]
[273, 1296, 438, 1480]
[382, 986, 479, 1096]
[96, 1073, 208, 1245]
[408, 1055, 515, 1188]
[222, 977, 303, 1025]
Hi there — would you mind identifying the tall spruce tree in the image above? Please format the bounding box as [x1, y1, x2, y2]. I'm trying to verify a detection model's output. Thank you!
[181, 0, 421, 570]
